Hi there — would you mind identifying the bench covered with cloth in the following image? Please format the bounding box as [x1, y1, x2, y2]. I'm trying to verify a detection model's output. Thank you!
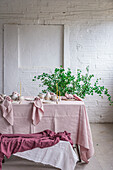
[0, 129, 78, 170]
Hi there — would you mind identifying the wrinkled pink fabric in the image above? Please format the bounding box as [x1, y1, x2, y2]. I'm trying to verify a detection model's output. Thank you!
[77, 105, 94, 163]
[0, 96, 4, 103]
[0, 130, 73, 170]
[65, 93, 74, 99]
[0, 96, 13, 125]
[0, 99, 94, 163]
[73, 94, 82, 101]
[32, 97, 44, 125]
[61, 96, 67, 100]
[65, 93, 82, 101]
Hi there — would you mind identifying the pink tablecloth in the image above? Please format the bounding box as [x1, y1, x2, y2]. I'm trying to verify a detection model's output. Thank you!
[0, 100, 94, 163]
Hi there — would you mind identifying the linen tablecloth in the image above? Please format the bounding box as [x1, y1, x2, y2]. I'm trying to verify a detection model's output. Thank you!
[0, 100, 94, 163]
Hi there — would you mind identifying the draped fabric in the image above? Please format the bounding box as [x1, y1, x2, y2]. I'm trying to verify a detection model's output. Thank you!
[0, 130, 73, 170]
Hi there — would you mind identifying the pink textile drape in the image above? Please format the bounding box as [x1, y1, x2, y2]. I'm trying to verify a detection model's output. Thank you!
[77, 105, 94, 163]
[0, 97, 44, 126]
[32, 97, 44, 125]
[0, 96, 13, 126]
[65, 93, 82, 101]
[0, 130, 73, 170]
[0, 98, 94, 164]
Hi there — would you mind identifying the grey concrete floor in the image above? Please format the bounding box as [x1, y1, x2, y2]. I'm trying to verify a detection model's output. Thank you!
[2, 124, 113, 170]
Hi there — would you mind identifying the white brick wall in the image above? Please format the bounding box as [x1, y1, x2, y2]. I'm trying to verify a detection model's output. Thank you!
[0, 0, 113, 122]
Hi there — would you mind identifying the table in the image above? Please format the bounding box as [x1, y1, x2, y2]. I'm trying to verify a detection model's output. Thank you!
[0, 100, 94, 163]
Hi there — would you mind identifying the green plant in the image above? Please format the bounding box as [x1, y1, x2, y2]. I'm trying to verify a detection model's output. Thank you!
[32, 66, 113, 105]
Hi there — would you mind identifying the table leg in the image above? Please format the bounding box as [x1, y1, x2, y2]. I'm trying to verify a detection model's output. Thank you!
[2, 157, 5, 163]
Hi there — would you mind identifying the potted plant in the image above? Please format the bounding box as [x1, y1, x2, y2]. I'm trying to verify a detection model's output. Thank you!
[32, 65, 113, 105]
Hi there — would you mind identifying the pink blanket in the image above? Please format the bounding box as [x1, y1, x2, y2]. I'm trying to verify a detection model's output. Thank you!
[0, 130, 73, 170]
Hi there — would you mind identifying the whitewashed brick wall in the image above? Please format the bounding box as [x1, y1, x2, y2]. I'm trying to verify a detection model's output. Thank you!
[0, 0, 113, 122]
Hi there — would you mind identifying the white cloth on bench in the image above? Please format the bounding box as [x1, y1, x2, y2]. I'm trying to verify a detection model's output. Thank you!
[14, 141, 78, 170]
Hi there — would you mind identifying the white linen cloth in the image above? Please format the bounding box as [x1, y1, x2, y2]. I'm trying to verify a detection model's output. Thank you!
[32, 97, 44, 125]
[14, 141, 78, 170]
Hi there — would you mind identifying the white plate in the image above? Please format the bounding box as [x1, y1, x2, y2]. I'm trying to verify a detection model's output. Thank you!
[43, 100, 55, 104]
[12, 101, 20, 104]
[25, 98, 34, 101]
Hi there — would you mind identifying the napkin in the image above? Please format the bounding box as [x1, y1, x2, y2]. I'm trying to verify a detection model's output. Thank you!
[65, 93, 82, 101]
[65, 93, 74, 99]
[0, 96, 13, 125]
[73, 94, 82, 101]
[32, 97, 44, 126]
[0, 95, 4, 103]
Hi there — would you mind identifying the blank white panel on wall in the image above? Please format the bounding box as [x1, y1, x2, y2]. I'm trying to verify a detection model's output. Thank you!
[4, 25, 19, 94]
[18, 25, 63, 68]
[4, 24, 66, 95]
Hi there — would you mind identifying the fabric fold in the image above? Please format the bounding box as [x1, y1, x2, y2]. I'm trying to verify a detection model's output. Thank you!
[77, 105, 94, 163]
[0, 129, 74, 170]
[0, 96, 13, 126]
[32, 97, 44, 125]
[65, 93, 82, 101]
[0, 96, 4, 103]
[73, 94, 82, 101]
[14, 141, 78, 170]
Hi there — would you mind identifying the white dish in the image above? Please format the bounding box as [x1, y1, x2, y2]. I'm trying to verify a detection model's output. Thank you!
[43, 100, 55, 104]
[25, 98, 34, 101]
[12, 101, 20, 104]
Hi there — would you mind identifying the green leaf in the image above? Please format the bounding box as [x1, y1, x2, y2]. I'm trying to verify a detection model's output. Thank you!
[32, 66, 113, 105]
